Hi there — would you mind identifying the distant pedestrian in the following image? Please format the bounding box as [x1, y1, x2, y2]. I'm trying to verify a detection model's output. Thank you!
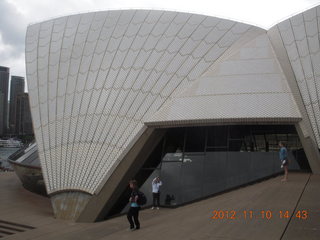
[151, 177, 162, 209]
[127, 180, 140, 230]
[279, 141, 289, 181]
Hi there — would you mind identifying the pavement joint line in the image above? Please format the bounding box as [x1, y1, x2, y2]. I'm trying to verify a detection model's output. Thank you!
[0, 225, 25, 232]
[0, 220, 35, 230]
[0, 229, 14, 235]
[279, 173, 311, 240]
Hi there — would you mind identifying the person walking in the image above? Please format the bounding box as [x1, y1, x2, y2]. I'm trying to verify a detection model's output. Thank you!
[151, 177, 162, 209]
[279, 141, 289, 181]
[127, 180, 140, 230]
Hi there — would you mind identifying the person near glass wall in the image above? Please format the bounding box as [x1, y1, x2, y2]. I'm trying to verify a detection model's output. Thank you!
[151, 177, 162, 209]
[127, 180, 141, 230]
[279, 141, 289, 181]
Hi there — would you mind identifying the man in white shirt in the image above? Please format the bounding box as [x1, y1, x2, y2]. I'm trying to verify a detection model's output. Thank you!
[151, 177, 162, 209]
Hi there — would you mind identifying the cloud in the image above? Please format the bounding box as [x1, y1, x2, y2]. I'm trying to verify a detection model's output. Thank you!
[0, 34, 25, 81]
[0, 0, 26, 52]
[0, 0, 26, 80]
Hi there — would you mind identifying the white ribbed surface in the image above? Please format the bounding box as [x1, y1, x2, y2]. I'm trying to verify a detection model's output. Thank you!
[146, 33, 301, 126]
[277, 6, 320, 148]
[26, 10, 252, 194]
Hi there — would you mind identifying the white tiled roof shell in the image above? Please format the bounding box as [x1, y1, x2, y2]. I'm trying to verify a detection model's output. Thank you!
[146, 32, 302, 126]
[276, 6, 320, 148]
[25, 10, 253, 194]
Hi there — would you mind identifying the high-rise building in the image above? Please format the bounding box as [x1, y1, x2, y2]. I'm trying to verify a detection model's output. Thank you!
[15, 93, 33, 135]
[9, 76, 25, 134]
[0, 66, 9, 136]
[0, 92, 4, 134]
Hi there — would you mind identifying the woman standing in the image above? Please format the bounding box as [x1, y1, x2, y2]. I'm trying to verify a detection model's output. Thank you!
[127, 180, 140, 230]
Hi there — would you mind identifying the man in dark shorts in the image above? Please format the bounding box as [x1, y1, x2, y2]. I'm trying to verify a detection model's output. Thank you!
[127, 180, 140, 230]
[279, 141, 289, 181]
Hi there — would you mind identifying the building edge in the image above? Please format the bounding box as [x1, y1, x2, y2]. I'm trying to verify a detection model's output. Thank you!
[267, 26, 320, 174]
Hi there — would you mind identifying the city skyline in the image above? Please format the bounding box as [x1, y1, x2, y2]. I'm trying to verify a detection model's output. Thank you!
[0, 66, 32, 137]
[0, 65, 25, 100]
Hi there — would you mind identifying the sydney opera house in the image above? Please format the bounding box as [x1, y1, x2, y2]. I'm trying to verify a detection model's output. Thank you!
[24, 6, 320, 222]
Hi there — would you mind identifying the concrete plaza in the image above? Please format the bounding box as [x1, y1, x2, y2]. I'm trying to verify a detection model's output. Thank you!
[0, 172, 319, 240]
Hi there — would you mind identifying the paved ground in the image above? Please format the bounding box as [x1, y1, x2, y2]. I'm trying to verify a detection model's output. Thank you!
[0, 172, 319, 240]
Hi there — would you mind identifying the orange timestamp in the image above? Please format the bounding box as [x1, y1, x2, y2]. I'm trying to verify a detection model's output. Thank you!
[210, 210, 308, 220]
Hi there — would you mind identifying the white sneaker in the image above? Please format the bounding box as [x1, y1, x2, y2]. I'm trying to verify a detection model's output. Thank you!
[151, 207, 154, 210]
[157, 207, 159, 210]
[281, 164, 283, 168]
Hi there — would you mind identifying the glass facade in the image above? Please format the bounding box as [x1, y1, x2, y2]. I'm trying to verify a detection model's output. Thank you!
[112, 125, 309, 217]
[136, 125, 309, 208]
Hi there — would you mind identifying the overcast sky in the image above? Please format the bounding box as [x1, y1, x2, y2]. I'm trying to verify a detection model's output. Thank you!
[0, 0, 319, 88]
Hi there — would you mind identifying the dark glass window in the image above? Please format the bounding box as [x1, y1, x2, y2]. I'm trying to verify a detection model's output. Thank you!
[207, 126, 228, 150]
[252, 134, 266, 152]
[228, 139, 243, 151]
[184, 127, 205, 152]
[142, 139, 164, 168]
[241, 135, 253, 152]
[163, 128, 185, 162]
[287, 134, 302, 150]
[265, 133, 278, 151]
[229, 125, 247, 139]
[164, 128, 185, 154]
